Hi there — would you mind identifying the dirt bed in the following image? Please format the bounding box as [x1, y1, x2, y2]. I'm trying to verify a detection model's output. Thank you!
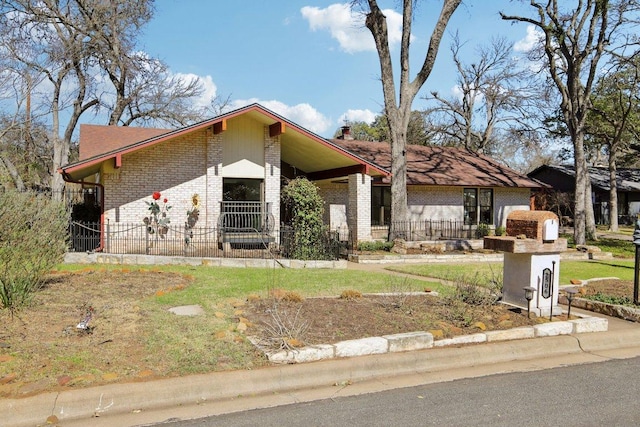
[242, 292, 543, 350]
[0, 271, 634, 399]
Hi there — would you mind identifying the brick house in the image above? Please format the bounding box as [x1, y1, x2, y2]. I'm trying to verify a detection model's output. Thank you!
[60, 103, 542, 253]
[326, 135, 543, 239]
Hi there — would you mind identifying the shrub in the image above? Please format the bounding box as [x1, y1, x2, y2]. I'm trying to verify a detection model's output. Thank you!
[495, 226, 506, 236]
[261, 302, 310, 351]
[443, 269, 502, 307]
[357, 240, 393, 252]
[281, 291, 304, 303]
[340, 289, 362, 300]
[281, 178, 333, 260]
[475, 223, 491, 238]
[0, 190, 68, 313]
[378, 277, 415, 310]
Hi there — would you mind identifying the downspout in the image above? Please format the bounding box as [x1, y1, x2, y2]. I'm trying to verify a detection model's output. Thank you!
[60, 170, 105, 252]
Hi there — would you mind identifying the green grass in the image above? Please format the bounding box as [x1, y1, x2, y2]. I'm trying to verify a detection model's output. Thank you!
[561, 233, 637, 258]
[593, 238, 637, 258]
[57, 263, 445, 299]
[386, 260, 637, 285]
[597, 224, 635, 236]
[54, 264, 445, 376]
[50, 259, 635, 377]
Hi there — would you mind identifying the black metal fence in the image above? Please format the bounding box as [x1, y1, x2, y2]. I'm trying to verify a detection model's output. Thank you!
[68, 222, 351, 260]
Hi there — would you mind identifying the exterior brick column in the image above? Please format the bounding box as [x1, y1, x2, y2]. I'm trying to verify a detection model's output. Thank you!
[348, 173, 372, 242]
[264, 127, 281, 227]
[206, 130, 223, 228]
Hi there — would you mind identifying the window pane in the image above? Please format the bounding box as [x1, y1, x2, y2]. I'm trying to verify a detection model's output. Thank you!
[479, 206, 492, 224]
[223, 178, 262, 201]
[479, 188, 493, 225]
[371, 186, 391, 226]
[463, 188, 477, 225]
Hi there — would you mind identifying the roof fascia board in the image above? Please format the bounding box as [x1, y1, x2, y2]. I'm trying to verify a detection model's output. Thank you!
[60, 103, 390, 178]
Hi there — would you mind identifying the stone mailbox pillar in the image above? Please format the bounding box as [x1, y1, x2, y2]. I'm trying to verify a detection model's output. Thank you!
[484, 211, 568, 317]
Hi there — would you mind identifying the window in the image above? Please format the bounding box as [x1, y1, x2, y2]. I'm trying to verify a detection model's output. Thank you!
[464, 188, 493, 225]
[371, 186, 391, 225]
[223, 178, 262, 202]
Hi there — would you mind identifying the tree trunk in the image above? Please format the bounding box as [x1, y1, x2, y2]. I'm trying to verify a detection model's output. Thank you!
[388, 109, 410, 238]
[608, 154, 619, 232]
[573, 134, 588, 245]
[363, 0, 460, 241]
[585, 172, 597, 240]
[0, 155, 26, 192]
[50, 94, 64, 201]
[51, 134, 68, 201]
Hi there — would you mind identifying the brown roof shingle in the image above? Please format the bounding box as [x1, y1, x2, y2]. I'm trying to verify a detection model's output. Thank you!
[79, 124, 170, 160]
[332, 139, 542, 188]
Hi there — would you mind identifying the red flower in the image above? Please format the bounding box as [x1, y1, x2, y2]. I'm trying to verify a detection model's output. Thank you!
[152, 192, 161, 200]
[163, 198, 168, 203]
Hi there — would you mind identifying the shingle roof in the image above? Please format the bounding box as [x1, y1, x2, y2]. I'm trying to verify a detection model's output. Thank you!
[530, 164, 640, 192]
[332, 139, 543, 188]
[79, 124, 170, 160]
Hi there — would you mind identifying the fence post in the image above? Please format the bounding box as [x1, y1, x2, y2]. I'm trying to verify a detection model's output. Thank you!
[105, 221, 109, 253]
[145, 222, 150, 255]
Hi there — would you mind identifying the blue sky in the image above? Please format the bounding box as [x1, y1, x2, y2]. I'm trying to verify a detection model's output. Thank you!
[140, 1, 536, 137]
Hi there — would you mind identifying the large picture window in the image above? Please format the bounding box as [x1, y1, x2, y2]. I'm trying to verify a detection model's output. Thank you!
[464, 188, 493, 225]
[223, 178, 262, 202]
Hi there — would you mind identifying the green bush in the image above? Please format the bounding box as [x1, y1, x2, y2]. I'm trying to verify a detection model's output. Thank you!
[475, 223, 491, 238]
[357, 240, 394, 252]
[0, 190, 68, 312]
[281, 178, 331, 260]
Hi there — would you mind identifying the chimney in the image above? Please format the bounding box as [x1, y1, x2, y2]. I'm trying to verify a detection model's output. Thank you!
[340, 125, 354, 140]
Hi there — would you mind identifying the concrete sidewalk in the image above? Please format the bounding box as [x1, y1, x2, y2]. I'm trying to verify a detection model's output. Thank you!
[3, 306, 640, 427]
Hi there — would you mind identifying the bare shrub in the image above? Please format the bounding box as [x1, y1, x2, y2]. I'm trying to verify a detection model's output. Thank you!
[260, 301, 310, 351]
[444, 272, 500, 307]
[378, 277, 416, 310]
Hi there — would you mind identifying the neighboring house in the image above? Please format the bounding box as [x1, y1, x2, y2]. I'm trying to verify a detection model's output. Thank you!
[60, 103, 542, 254]
[528, 164, 640, 225]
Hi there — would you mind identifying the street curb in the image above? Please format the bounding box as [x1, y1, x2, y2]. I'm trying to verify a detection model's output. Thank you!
[4, 329, 640, 427]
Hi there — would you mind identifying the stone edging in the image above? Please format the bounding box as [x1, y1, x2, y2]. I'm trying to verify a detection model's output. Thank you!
[250, 313, 608, 364]
[64, 252, 347, 269]
[559, 294, 640, 323]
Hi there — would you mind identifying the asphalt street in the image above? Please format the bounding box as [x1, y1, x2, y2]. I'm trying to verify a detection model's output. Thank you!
[149, 356, 640, 427]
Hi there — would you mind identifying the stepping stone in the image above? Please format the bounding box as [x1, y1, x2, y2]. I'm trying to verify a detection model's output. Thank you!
[168, 305, 205, 316]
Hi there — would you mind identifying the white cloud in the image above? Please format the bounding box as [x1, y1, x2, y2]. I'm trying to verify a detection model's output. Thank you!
[450, 84, 485, 104]
[514, 25, 542, 52]
[301, 3, 404, 53]
[176, 73, 218, 108]
[339, 109, 377, 125]
[228, 98, 333, 135]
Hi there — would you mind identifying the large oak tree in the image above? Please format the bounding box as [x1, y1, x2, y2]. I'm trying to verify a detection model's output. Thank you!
[358, 0, 461, 239]
[501, 0, 636, 244]
[0, 0, 209, 199]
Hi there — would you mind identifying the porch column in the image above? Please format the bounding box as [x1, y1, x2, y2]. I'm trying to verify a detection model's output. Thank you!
[206, 131, 223, 227]
[264, 127, 281, 227]
[348, 173, 372, 242]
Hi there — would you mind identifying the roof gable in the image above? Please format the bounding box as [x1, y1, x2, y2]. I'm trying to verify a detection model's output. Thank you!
[332, 139, 543, 188]
[61, 104, 390, 182]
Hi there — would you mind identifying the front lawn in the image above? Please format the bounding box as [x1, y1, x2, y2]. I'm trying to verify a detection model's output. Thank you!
[387, 260, 637, 286]
[0, 264, 443, 398]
